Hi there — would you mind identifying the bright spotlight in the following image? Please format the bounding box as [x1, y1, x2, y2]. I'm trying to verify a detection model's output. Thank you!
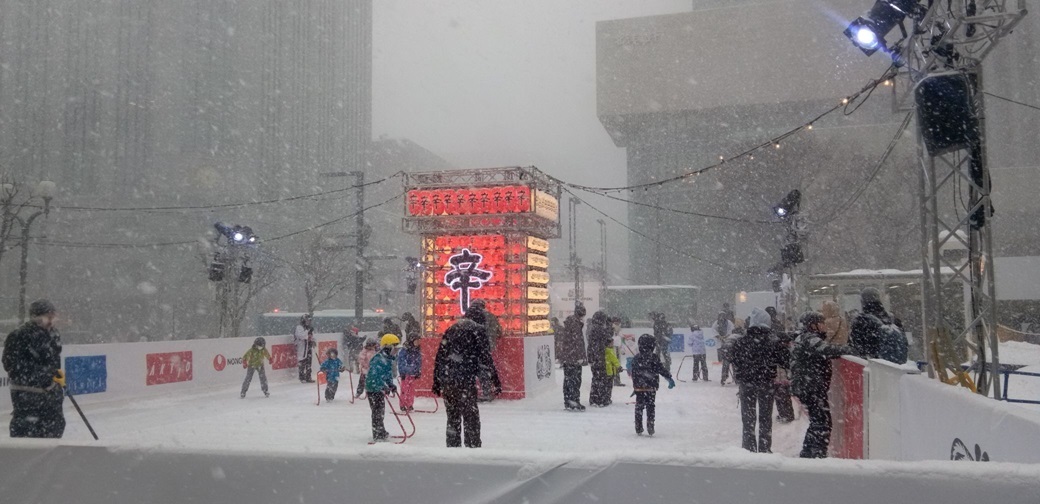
[773, 190, 801, 219]
[855, 26, 879, 49]
[843, 0, 919, 56]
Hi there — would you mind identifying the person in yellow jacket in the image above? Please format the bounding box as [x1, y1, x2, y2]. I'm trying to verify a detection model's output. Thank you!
[603, 339, 622, 405]
[241, 337, 272, 398]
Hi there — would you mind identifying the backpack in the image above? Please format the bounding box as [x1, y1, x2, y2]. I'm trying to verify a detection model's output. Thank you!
[877, 322, 908, 364]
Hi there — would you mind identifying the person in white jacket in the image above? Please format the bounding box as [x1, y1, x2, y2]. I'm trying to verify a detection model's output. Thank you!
[294, 314, 315, 383]
[688, 324, 709, 381]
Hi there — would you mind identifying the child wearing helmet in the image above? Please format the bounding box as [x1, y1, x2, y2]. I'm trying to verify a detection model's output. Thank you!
[241, 337, 272, 398]
[319, 348, 346, 401]
[365, 334, 400, 442]
[355, 338, 379, 398]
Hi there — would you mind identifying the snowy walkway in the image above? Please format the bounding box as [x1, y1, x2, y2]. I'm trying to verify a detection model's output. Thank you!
[18, 364, 811, 457]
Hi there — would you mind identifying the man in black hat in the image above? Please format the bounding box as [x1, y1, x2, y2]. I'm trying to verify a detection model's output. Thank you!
[2, 300, 65, 438]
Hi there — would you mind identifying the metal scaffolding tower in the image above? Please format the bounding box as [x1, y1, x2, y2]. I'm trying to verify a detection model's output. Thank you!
[897, 0, 1026, 398]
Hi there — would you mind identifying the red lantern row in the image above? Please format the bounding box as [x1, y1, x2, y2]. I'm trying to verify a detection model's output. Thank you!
[433, 235, 506, 250]
[407, 186, 531, 216]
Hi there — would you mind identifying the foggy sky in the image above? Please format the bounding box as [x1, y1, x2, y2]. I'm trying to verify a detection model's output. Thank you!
[372, 1, 694, 284]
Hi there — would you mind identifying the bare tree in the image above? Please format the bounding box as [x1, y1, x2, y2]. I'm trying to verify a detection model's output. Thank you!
[288, 231, 355, 314]
[197, 240, 280, 338]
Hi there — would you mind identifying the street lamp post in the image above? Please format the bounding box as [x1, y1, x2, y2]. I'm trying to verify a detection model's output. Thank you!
[16, 180, 56, 323]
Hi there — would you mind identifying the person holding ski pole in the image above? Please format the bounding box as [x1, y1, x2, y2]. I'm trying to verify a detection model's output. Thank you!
[319, 348, 346, 402]
[241, 337, 272, 398]
[2, 300, 66, 438]
[628, 334, 675, 436]
[365, 334, 399, 442]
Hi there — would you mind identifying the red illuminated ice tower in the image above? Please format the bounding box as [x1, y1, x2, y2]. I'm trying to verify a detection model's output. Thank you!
[402, 167, 561, 399]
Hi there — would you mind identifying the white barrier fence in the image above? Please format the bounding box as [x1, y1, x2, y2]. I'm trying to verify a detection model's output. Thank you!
[0, 333, 343, 413]
[2, 444, 1037, 504]
[834, 357, 1040, 464]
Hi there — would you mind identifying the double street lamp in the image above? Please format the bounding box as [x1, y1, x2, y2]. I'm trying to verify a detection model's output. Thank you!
[4, 180, 57, 323]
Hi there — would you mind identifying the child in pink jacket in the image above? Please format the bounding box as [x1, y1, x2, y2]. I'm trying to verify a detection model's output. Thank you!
[355, 339, 379, 398]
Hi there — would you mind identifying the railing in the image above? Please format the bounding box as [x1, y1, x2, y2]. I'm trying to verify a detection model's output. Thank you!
[1001, 369, 1040, 405]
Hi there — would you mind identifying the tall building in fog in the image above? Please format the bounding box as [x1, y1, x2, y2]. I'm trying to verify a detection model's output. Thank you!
[597, 0, 1040, 320]
[0, 1, 373, 341]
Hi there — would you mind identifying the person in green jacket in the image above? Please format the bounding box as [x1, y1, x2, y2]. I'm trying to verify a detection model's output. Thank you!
[241, 337, 272, 398]
[365, 334, 399, 442]
[603, 338, 621, 405]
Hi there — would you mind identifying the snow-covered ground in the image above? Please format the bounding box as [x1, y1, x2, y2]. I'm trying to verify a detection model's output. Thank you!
[6, 363, 809, 456]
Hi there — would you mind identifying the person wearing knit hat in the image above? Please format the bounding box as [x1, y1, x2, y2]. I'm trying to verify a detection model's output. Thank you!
[729, 307, 786, 453]
[2, 299, 65, 438]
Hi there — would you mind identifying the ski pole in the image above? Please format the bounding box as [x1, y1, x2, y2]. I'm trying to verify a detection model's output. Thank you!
[65, 388, 98, 440]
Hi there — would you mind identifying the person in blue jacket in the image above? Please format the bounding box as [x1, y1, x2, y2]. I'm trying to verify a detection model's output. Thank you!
[319, 348, 346, 401]
[396, 336, 422, 412]
[365, 334, 399, 442]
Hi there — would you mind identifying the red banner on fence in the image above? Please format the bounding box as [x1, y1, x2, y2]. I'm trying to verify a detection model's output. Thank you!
[270, 344, 297, 370]
[317, 341, 337, 364]
[146, 351, 193, 386]
[831, 358, 865, 459]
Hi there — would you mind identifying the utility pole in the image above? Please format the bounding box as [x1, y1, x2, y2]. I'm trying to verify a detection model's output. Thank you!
[568, 196, 583, 309]
[354, 171, 366, 330]
[597, 218, 608, 285]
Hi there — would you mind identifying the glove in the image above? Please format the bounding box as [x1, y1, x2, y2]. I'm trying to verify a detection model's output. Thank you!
[667, 378, 675, 389]
[432, 386, 442, 397]
[388, 384, 398, 395]
[53, 370, 66, 388]
[494, 384, 502, 396]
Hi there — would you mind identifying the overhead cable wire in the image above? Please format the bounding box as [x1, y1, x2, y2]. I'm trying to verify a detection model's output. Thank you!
[982, 91, 1040, 112]
[43, 172, 401, 213]
[815, 110, 916, 227]
[539, 67, 900, 194]
[562, 187, 759, 275]
[33, 191, 407, 249]
[263, 191, 406, 243]
[573, 188, 775, 225]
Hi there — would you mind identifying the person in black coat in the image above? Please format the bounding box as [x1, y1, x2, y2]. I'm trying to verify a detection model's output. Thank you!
[2, 300, 65, 438]
[792, 311, 859, 458]
[851, 287, 908, 364]
[432, 310, 501, 448]
[628, 334, 675, 436]
[586, 311, 613, 406]
[651, 312, 673, 372]
[558, 303, 588, 411]
[729, 307, 785, 453]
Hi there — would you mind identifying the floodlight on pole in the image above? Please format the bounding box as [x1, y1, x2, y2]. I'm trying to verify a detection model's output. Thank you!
[773, 189, 801, 219]
[843, 0, 919, 56]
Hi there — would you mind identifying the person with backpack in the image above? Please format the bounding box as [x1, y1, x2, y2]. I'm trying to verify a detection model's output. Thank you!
[241, 337, 272, 398]
[791, 311, 858, 458]
[851, 288, 908, 364]
[729, 308, 785, 453]
[433, 310, 500, 448]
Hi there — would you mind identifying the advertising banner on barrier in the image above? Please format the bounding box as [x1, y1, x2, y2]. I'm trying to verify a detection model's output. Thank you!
[618, 327, 720, 365]
[899, 376, 1040, 463]
[269, 344, 297, 370]
[316, 340, 338, 364]
[146, 351, 193, 386]
[523, 335, 555, 397]
[65, 355, 108, 395]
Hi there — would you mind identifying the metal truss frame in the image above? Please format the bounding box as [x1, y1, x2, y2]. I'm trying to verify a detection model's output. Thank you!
[907, 0, 1025, 398]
